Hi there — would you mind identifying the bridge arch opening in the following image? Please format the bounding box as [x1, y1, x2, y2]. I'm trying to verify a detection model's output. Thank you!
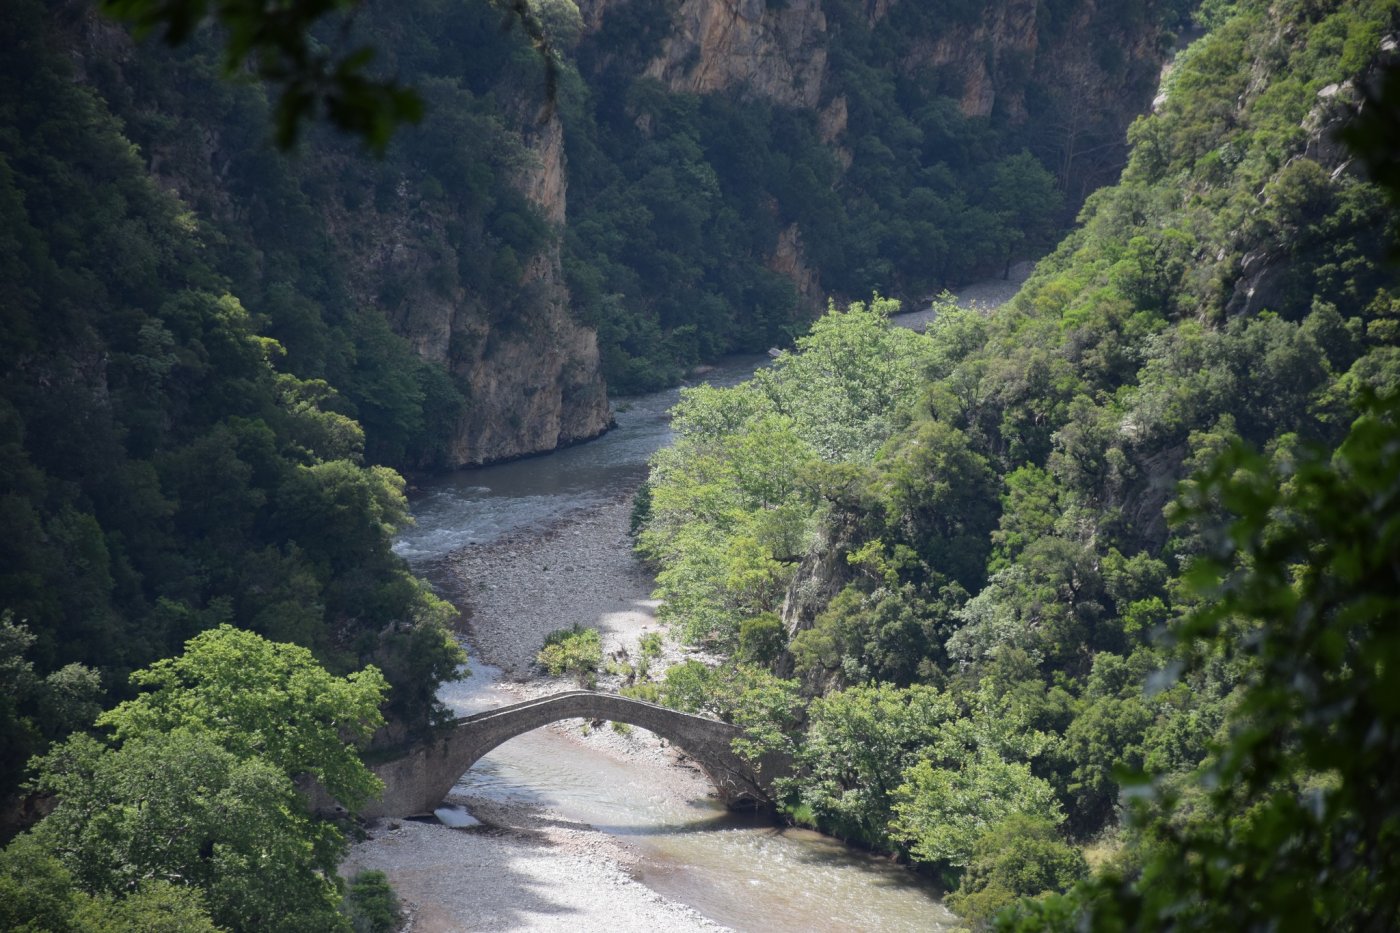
[348, 691, 789, 820]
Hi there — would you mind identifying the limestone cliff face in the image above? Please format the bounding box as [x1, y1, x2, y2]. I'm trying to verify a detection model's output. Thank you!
[446, 110, 611, 465]
[577, 0, 1171, 306]
[66, 8, 611, 470]
[890, 0, 1041, 120]
[777, 515, 860, 695]
[67, 0, 1172, 469]
[342, 108, 611, 466]
[768, 223, 823, 309]
[575, 0, 829, 109]
[640, 0, 828, 109]
[579, 0, 835, 305]
[587, 0, 1165, 143]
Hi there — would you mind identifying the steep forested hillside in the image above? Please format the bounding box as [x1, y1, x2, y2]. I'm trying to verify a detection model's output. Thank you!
[561, 0, 1191, 389]
[0, 0, 1184, 817]
[64, 0, 611, 469]
[8, 0, 1397, 926]
[64, 0, 1190, 417]
[634, 0, 1400, 923]
[0, 0, 464, 808]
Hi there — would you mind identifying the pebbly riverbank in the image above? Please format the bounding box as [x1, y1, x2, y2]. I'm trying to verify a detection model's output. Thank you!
[342, 265, 1032, 929]
[344, 807, 724, 933]
[890, 260, 1034, 331]
[345, 495, 734, 932]
[438, 495, 666, 679]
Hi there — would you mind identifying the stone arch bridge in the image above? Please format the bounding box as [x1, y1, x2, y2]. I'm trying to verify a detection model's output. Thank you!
[337, 691, 791, 820]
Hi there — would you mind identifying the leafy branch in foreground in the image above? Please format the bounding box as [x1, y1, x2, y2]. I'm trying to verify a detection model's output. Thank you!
[98, 0, 422, 151]
[96, 0, 561, 152]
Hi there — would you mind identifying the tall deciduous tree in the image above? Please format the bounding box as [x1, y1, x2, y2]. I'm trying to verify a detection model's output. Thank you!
[98, 624, 388, 809]
[11, 626, 391, 932]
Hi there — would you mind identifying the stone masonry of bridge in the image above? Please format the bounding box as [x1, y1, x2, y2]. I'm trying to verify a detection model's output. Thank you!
[322, 691, 793, 820]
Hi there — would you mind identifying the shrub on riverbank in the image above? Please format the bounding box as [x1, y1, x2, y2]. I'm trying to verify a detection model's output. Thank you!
[537, 626, 603, 686]
[346, 871, 400, 933]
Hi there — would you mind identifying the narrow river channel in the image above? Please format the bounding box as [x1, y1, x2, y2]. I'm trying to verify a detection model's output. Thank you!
[378, 278, 1028, 930]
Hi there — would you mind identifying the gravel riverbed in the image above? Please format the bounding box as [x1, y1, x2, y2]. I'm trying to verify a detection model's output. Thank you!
[890, 261, 1033, 331]
[439, 495, 685, 681]
[343, 263, 1032, 929]
[344, 496, 732, 932]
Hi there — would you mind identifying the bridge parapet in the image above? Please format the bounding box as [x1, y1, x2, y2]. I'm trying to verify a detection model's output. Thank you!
[333, 691, 790, 820]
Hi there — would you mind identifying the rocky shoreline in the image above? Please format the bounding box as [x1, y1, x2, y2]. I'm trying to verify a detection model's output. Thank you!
[441, 495, 661, 679]
[341, 266, 1030, 929]
[345, 495, 732, 932]
[345, 810, 723, 933]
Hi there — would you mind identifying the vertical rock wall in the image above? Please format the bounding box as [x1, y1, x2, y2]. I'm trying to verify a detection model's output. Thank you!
[444, 109, 612, 466]
[65, 0, 1175, 469]
[578, 0, 1175, 312]
[315, 105, 612, 467]
[641, 0, 829, 108]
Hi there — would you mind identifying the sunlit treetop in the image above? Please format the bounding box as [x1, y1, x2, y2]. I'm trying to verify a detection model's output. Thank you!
[98, 624, 389, 809]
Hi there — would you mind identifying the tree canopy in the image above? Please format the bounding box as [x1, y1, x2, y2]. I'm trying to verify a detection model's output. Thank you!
[5, 626, 390, 932]
[630, 2, 1400, 925]
[99, 624, 388, 809]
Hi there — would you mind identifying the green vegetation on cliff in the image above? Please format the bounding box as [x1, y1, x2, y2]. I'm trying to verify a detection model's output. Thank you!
[561, 0, 1186, 389]
[0, 0, 464, 810]
[6, 0, 1400, 927]
[635, 0, 1400, 924]
[0, 0, 1190, 812]
[74, 0, 562, 468]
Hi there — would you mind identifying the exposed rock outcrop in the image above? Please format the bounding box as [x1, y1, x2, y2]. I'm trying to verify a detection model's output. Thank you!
[313, 103, 610, 466]
[64, 0, 1177, 469]
[580, 0, 1173, 308]
[895, 0, 1040, 119]
[769, 223, 823, 310]
[444, 109, 611, 465]
[64, 6, 612, 469]
[642, 0, 829, 109]
[447, 264, 611, 465]
[777, 517, 858, 694]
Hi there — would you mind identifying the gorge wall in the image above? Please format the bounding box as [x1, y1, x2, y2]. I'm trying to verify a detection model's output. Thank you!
[350, 106, 613, 466]
[54, 0, 1185, 462]
[564, 0, 1186, 390]
[591, 0, 1176, 193]
[59, 0, 613, 470]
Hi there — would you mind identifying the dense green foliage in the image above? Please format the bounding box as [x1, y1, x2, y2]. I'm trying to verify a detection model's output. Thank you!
[98, 624, 389, 809]
[77, 0, 565, 469]
[997, 390, 1400, 929]
[537, 624, 604, 685]
[8, 0, 1400, 927]
[0, 0, 1189, 796]
[637, 0, 1400, 924]
[347, 871, 400, 933]
[562, 0, 1173, 389]
[0, 0, 464, 806]
[0, 616, 102, 808]
[98, 0, 425, 151]
[947, 816, 1087, 921]
[3, 628, 389, 932]
[102, 0, 1178, 395]
[1, 835, 220, 933]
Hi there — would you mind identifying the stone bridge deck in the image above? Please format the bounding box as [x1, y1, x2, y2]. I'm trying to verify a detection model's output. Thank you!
[342, 690, 791, 820]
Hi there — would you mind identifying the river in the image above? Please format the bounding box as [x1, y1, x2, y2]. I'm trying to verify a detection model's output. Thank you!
[359, 276, 1030, 930]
